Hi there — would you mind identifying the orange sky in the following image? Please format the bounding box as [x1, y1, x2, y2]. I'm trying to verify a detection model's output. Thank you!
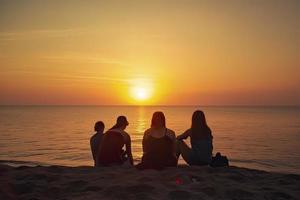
[0, 0, 299, 105]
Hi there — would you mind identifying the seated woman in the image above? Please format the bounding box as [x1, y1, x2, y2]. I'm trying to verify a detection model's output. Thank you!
[177, 110, 213, 166]
[137, 111, 177, 170]
[97, 116, 133, 166]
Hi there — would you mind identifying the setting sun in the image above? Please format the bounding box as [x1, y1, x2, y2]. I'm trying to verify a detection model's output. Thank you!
[0, 0, 299, 106]
[133, 87, 148, 100]
[129, 79, 154, 103]
[0, 1, 299, 199]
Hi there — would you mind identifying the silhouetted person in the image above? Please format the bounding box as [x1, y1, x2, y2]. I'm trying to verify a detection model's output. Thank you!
[97, 116, 133, 166]
[177, 110, 213, 165]
[90, 121, 105, 167]
[137, 111, 177, 170]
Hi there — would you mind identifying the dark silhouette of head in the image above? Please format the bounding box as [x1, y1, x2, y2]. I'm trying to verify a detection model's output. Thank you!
[111, 116, 129, 130]
[151, 111, 166, 129]
[191, 110, 211, 139]
[94, 121, 105, 133]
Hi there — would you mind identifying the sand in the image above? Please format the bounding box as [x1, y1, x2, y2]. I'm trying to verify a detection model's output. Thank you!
[0, 164, 299, 200]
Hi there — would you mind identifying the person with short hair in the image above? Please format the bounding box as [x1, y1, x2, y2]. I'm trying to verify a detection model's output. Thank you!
[97, 116, 133, 166]
[90, 121, 105, 167]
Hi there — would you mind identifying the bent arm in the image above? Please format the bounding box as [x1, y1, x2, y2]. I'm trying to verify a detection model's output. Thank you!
[176, 130, 190, 140]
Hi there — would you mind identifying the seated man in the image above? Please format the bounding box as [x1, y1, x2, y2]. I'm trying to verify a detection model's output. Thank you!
[90, 121, 105, 167]
[97, 116, 133, 166]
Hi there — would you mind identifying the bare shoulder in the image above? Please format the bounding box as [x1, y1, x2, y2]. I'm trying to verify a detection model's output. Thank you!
[143, 128, 151, 139]
[120, 130, 130, 142]
[166, 129, 176, 140]
[144, 128, 151, 134]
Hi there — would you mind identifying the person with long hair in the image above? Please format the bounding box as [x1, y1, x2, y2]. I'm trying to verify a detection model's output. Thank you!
[97, 116, 133, 166]
[137, 111, 177, 170]
[177, 110, 213, 165]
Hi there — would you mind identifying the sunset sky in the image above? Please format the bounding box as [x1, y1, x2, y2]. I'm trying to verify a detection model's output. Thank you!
[0, 0, 299, 105]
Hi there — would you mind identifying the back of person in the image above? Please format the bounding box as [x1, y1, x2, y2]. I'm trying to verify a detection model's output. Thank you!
[97, 130, 125, 166]
[144, 131, 173, 158]
[90, 133, 103, 162]
[176, 110, 213, 166]
[137, 112, 177, 170]
[190, 130, 213, 164]
[142, 128, 177, 169]
[90, 121, 105, 167]
[97, 116, 134, 166]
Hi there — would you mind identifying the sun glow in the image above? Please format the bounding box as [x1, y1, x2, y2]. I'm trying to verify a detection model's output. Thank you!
[133, 87, 148, 100]
[129, 79, 154, 103]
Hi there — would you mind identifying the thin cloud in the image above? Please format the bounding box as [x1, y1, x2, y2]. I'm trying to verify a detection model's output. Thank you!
[41, 55, 132, 67]
[0, 28, 87, 41]
[2, 70, 130, 84]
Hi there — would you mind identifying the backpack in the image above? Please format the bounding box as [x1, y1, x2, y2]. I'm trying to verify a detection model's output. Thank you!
[210, 152, 229, 167]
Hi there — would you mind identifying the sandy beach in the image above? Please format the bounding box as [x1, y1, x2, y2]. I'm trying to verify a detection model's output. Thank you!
[0, 164, 299, 200]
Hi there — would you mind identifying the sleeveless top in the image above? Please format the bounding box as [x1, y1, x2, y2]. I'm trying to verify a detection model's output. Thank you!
[97, 130, 125, 166]
[185, 129, 213, 164]
[140, 128, 177, 169]
[190, 137, 213, 164]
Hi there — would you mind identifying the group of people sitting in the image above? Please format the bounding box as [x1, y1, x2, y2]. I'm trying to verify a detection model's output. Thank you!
[90, 110, 213, 170]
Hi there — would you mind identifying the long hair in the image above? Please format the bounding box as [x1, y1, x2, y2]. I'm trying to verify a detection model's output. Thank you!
[151, 111, 166, 129]
[191, 110, 212, 139]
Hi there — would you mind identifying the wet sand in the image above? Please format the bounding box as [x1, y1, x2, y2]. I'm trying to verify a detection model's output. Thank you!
[0, 164, 299, 200]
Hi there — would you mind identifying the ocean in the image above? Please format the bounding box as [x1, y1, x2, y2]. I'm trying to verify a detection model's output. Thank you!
[0, 106, 299, 174]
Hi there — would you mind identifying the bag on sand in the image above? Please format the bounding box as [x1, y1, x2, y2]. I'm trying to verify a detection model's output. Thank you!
[210, 152, 229, 167]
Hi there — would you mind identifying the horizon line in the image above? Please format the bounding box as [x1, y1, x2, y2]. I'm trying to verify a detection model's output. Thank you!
[0, 104, 299, 107]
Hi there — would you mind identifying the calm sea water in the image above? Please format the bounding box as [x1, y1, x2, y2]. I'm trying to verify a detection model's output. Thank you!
[0, 106, 299, 174]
